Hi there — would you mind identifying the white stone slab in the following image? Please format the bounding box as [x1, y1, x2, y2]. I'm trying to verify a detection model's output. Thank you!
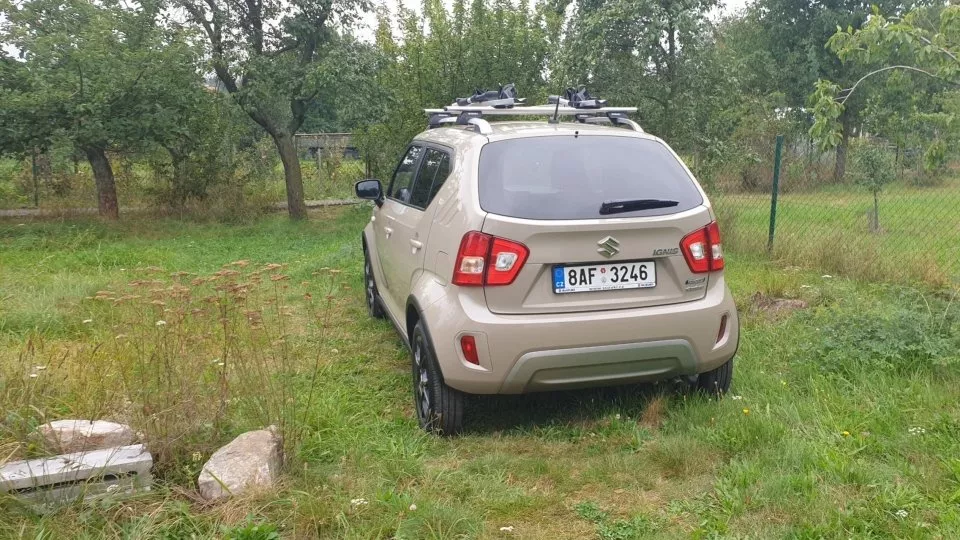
[38, 419, 136, 453]
[1, 444, 152, 509]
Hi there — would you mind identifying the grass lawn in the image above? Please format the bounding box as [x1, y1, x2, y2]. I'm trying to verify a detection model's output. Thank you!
[1, 207, 959, 539]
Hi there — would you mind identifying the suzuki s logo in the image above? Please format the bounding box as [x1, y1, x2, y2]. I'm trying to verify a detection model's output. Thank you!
[597, 236, 621, 258]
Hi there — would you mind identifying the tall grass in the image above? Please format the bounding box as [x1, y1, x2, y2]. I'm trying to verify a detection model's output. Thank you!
[1, 261, 348, 481]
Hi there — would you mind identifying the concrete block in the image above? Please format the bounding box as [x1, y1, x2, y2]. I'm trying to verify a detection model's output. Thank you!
[1, 444, 152, 510]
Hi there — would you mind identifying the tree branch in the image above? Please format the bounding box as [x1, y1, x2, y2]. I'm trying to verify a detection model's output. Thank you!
[917, 35, 959, 65]
[839, 65, 960, 104]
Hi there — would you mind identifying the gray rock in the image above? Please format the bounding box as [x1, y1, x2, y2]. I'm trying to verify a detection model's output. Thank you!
[38, 420, 136, 454]
[198, 427, 282, 501]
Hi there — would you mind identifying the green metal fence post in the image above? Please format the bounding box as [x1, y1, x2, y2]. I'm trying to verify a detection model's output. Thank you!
[767, 134, 784, 252]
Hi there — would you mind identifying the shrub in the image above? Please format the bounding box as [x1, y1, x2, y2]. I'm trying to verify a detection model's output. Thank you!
[798, 295, 960, 375]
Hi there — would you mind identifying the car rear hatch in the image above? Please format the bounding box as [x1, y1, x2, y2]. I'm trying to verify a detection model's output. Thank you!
[477, 133, 713, 315]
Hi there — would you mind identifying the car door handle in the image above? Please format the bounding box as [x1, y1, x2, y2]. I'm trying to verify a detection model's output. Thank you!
[409, 239, 423, 250]
[384, 226, 393, 238]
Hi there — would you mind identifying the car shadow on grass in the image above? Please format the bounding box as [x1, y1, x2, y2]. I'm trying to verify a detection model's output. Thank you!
[461, 381, 692, 436]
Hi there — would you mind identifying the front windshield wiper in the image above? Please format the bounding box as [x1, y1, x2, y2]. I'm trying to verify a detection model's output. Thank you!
[599, 198, 679, 215]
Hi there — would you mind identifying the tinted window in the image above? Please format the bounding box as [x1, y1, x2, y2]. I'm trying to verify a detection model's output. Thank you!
[429, 153, 451, 202]
[388, 145, 424, 203]
[410, 148, 451, 208]
[478, 136, 703, 220]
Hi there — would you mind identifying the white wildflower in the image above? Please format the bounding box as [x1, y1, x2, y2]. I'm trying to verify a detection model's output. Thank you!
[350, 498, 368, 507]
[731, 395, 743, 400]
[908, 426, 926, 436]
[408, 503, 417, 511]
[155, 320, 166, 326]
[895, 509, 908, 519]
[615, 413, 621, 420]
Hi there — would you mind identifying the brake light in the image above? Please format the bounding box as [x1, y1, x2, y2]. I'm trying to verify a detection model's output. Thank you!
[681, 221, 724, 273]
[452, 231, 529, 286]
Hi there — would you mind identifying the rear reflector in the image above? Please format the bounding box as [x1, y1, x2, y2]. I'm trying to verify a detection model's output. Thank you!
[452, 231, 529, 286]
[460, 335, 479, 365]
[717, 314, 728, 343]
[681, 221, 724, 273]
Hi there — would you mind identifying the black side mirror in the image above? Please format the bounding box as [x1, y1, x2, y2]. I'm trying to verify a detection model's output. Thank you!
[355, 179, 383, 206]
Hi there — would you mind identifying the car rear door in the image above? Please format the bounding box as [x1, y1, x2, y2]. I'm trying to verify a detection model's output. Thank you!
[477, 133, 714, 315]
[380, 144, 453, 313]
[375, 144, 425, 317]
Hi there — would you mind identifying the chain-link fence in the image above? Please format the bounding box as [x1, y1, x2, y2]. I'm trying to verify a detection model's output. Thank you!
[706, 135, 960, 287]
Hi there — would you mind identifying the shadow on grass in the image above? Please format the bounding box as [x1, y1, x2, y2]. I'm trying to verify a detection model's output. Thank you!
[461, 381, 690, 435]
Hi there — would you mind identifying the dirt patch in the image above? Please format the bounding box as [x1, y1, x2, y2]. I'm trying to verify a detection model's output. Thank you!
[748, 292, 809, 319]
[640, 395, 667, 430]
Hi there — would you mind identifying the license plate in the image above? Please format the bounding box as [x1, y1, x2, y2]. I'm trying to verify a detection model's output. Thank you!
[553, 261, 656, 294]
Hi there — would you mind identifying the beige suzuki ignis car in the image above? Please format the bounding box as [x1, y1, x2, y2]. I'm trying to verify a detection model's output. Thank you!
[356, 89, 739, 435]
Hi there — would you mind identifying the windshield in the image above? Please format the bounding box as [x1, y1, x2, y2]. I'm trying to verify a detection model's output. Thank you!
[478, 135, 703, 220]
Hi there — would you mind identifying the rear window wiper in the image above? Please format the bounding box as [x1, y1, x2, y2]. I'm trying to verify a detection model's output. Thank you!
[599, 198, 679, 215]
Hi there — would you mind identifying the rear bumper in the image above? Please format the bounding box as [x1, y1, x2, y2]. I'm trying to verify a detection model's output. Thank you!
[419, 274, 739, 394]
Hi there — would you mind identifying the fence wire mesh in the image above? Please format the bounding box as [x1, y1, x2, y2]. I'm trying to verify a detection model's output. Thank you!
[705, 135, 960, 287]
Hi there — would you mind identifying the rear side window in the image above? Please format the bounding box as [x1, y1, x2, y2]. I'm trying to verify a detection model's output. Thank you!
[478, 136, 703, 220]
[409, 148, 451, 208]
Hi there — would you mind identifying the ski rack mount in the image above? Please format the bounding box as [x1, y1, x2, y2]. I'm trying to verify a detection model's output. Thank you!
[425, 85, 642, 135]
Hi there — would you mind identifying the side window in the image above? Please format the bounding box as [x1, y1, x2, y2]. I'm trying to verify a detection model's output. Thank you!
[409, 148, 451, 209]
[429, 153, 451, 202]
[388, 145, 424, 203]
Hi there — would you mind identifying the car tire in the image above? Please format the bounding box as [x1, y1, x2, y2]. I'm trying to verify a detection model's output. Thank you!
[411, 321, 464, 435]
[695, 358, 733, 396]
[363, 247, 386, 319]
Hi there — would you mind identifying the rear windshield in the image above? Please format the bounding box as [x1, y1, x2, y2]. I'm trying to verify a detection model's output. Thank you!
[478, 135, 703, 220]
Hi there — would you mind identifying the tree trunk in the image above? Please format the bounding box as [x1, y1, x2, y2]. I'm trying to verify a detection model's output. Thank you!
[871, 190, 880, 233]
[273, 132, 307, 220]
[83, 146, 119, 219]
[833, 112, 852, 183]
[168, 149, 189, 207]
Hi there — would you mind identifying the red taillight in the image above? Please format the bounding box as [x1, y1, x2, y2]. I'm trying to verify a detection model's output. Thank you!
[452, 231, 529, 286]
[681, 221, 724, 273]
[460, 335, 479, 365]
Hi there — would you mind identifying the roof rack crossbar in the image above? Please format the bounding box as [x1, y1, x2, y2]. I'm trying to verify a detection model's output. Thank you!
[424, 104, 637, 116]
[426, 105, 643, 133]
